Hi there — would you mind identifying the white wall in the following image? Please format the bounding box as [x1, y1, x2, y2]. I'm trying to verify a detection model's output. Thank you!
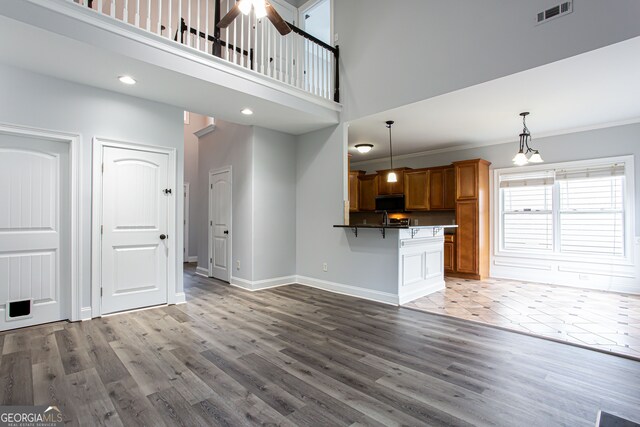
[197, 119, 254, 281]
[253, 127, 297, 281]
[335, 1, 640, 121]
[0, 63, 184, 311]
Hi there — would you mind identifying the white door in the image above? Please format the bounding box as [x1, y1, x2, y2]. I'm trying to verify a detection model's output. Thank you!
[0, 133, 70, 330]
[209, 170, 231, 282]
[101, 146, 169, 314]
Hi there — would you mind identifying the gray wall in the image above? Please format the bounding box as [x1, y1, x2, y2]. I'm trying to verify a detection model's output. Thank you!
[253, 127, 297, 280]
[296, 125, 398, 293]
[353, 123, 640, 232]
[0, 63, 184, 309]
[183, 113, 208, 259]
[197, 119, 254, 280]
[335, 1, 640, 121]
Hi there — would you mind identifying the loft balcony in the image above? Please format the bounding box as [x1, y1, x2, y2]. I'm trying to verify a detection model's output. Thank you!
[0, 0, 341, 133]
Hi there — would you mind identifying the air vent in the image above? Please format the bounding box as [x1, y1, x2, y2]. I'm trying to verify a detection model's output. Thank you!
[536, 1, 573, 25]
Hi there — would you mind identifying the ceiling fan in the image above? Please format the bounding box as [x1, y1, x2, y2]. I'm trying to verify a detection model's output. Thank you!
[218, 0, 292, 36]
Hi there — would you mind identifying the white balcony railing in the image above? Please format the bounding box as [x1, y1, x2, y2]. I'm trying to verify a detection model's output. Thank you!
[72, 0, 339, 102]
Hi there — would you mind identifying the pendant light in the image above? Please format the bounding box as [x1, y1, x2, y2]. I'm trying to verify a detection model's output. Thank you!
[512, 112, 543, 166]
[386, 121, 397, 183]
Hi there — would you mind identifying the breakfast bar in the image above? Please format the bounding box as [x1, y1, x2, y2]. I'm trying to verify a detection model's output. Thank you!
[334, 224, 457, 304]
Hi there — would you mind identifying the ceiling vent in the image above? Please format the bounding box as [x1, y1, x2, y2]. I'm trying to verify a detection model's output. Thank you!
[536, 1, 573, 25]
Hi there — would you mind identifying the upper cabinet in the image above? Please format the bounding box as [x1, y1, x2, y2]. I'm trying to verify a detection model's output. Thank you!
[429, 166, 456, 210]
[349, 170, 364, 212]
[358, 174, 378, 211]
[456, 161, 480, 200]
[376, 168, 410, 195]
[404, 169, 429, 211]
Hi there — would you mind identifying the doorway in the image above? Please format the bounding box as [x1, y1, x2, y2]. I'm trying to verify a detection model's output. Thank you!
[208, 167, 232, 282]
[0, 125, 80, 330]
[92, 138, 177, 316]
[184, 183, 190, 263]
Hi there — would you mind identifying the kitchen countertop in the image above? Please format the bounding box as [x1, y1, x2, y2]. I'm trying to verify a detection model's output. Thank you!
[334, 224, 458, 230]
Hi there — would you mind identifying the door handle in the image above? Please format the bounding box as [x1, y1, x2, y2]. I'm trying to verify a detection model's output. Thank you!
[160, 234, 167, 240]
[223, 230, 229, 235]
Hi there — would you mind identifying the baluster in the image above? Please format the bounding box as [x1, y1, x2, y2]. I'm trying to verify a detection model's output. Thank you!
[225, 0, 230, 61]
[110, 0, 115, 17]
[167, 0, 172, 40]
[195, 0, 200, 50]
[233, 10, 237, 64]
[247, 12, 252, 69]
[260, 18, 265, 74]
[134, 0, 139, 26]
[157, 0, 162, 34]
[187, 0, 191, 46]
[266, 24, 271, 77]
[122, 0, 128, 22]
[177, 0, 181, 40]
[324, 48, 328, 99]
[204, 0, 208, 52]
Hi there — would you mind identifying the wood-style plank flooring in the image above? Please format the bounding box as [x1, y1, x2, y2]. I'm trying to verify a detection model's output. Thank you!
[1, 264, 640, 426]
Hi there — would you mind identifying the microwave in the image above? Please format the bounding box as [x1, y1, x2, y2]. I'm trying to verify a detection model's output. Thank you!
[375, 195, 405, 212]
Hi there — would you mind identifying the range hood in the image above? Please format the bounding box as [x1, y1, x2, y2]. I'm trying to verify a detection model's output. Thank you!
[375, 195, 405, 212]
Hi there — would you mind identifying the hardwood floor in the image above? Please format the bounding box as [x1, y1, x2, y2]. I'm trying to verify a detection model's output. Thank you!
[1, 265, 639, 426]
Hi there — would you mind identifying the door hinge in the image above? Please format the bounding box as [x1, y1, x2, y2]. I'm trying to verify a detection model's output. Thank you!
[101, 163, 104, 173]
[211, 184, 213, 189]
[163, 188, 172, 195]
[210, 258, 212, 264]
[210, 221, 213, 226]
[100, 287, 103, 297]
[101, 225, 103, 235]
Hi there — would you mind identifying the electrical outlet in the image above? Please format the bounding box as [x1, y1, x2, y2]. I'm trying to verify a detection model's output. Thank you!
[414, 219, 419, 226]
[334, 32, 339, 42]
[236, 260, 240, 270]
[322, 262, 328, 272]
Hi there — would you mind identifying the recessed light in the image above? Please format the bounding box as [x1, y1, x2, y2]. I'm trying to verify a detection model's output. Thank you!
[118, 75, 136, 85]
[241, 108, 254, 115]
[355, 144, 373, 154]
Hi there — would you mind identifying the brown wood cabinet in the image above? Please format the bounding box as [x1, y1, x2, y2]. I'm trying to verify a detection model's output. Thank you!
[428, 168, 444, 209]
[444, 167, 456, 209]
[404, 169, 429, 211]
[444, 234, 455, 273]
[349, 170, 364, 212]
[376, 168, 410, 195]
[451, 159, 491, 280]
[358, 174, 378, 211]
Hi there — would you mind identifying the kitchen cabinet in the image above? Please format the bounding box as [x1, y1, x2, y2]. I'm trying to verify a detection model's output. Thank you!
[376, 168, 410, 195]
[444, 167, 456, 209]
[404, 169, 429, 211]
[349, 170, 364, 212]
[451, 159, 490, 280]
[444, 234, 455, 273]
[358, 174, 378, 211]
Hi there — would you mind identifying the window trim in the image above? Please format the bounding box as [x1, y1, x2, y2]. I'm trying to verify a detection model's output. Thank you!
[493, 155, 635, 267]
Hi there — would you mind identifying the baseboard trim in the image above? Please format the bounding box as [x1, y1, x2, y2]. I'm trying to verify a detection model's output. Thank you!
[195, 267, 210, 278]
[230, 275, 297, 291]
[398, 280, 445, 305]
[296, 275, 399, 306]
[174, 292, 186, 304]
[186, 256, 198, 263]
[80, 306, 92, 321]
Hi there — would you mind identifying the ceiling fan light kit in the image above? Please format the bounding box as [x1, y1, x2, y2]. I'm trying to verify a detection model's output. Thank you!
[512, 112, 544, 166]
[218, 0, 292, 35]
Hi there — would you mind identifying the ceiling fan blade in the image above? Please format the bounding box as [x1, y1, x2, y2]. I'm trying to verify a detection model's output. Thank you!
[265, 3, 292, 36]
[217, 3, 241, 29]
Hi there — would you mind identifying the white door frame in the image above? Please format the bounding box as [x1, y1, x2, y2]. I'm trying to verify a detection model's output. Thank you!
[298, 0, 333, 42]
[208, 166, 232, 279]
[0, 122, 82, 322]
[183, 182, 189, 262]
[91, 137, 177, 318]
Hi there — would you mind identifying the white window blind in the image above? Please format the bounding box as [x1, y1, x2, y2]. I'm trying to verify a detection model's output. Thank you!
[498, 160, 629, 259]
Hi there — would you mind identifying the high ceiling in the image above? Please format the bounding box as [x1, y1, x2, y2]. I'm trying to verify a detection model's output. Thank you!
[348, 36, 640, 162]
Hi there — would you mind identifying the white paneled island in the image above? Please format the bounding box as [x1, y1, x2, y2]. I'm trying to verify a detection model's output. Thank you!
[334, 225, 457, 304]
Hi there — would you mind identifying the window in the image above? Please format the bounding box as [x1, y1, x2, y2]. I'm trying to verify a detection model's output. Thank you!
[497, 158, 632, 261]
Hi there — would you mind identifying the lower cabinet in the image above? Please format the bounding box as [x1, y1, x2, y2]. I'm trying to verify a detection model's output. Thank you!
[444, 235, 455, 273]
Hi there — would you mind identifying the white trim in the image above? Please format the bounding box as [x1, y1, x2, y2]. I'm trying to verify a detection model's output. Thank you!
[493, 260, 553, 271]
[230, 275, 297, 291]
[19, 0, 341, 112]
[183, 182, 190, 263]
[80, 306, 92, 321]
[296, 275, 399, 306]
[209, 166, 233, 282]
[174, 292, 186, 304]
[398, 281, 444, 305]
[91, 137, 178, 317]
[0, 123, 82, 323]
[351, 118, 640, 169]
[193, 124, 216, 138]
[187, 256, 198, 263]
[195, 266, 210, 277]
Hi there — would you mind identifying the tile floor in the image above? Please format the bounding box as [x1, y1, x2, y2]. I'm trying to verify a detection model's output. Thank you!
[405, 277, 640, 359]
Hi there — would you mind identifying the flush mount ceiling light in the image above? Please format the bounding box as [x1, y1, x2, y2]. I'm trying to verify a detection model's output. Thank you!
[385, 120, 397, 183]
[118, 75, 136, 85]
[512, 112, 544, 166]
[355, 144, 373, 154]
[241, 108, 254, 115]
